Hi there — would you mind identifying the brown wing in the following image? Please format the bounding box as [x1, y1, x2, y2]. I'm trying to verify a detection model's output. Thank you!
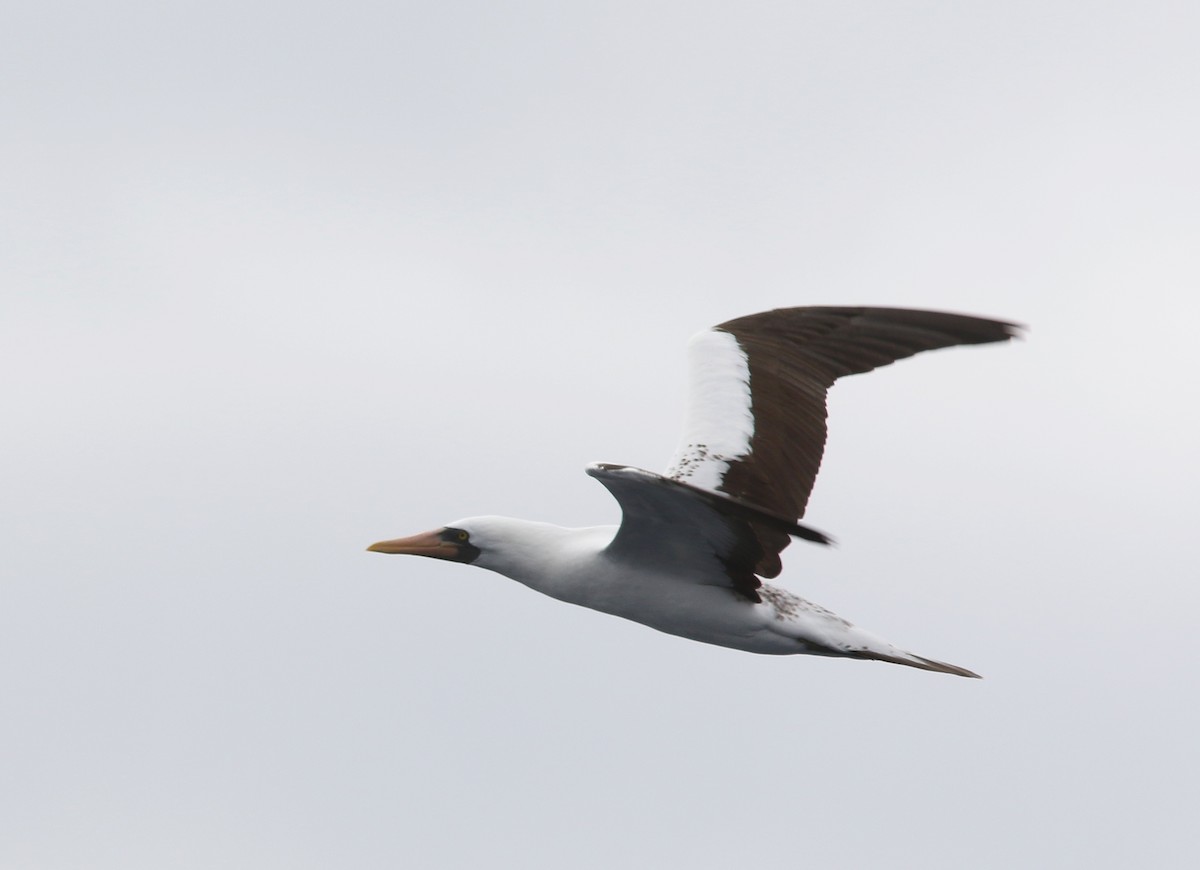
[671, 306, 1020, 576]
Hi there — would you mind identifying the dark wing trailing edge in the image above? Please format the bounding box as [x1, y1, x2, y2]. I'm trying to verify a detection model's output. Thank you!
[667, 306, 1021, 577]
[586, 463, 832, 602]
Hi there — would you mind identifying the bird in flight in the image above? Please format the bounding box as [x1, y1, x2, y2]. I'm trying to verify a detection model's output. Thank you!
[368, 306, 1018, 677]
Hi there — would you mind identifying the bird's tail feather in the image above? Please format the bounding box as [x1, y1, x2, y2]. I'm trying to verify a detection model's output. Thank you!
[850, 649, 982, 679]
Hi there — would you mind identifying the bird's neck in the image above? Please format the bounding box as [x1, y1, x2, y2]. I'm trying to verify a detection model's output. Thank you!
[475, 519, 614, 602]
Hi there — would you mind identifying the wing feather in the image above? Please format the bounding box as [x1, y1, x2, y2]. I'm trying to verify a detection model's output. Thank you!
[665, 306, 1020, 575]
[586, 464, 831, 601]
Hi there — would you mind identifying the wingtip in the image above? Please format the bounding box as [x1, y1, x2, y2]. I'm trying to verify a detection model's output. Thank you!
[797, 524, 835, 546]
[1002, 320, 1028, 341]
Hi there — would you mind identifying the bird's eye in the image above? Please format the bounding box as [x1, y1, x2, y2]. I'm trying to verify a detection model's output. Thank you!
[457, 530, 469, 542]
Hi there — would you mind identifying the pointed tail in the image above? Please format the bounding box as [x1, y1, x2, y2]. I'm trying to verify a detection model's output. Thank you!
[850, 649, 982, 678]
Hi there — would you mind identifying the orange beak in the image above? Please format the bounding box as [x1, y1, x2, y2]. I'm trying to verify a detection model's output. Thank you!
[366, 528, 457, 559]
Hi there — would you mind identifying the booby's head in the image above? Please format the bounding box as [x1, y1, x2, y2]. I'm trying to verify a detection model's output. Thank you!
[366, 522, 483, 563]
[367, 516, 577, 579]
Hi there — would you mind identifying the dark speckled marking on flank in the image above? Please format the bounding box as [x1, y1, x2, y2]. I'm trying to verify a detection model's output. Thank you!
[758, 585, 850, 626]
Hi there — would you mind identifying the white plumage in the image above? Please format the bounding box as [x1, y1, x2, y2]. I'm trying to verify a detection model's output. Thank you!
[369, 306, 1020, 677]
[664, 329, 755, 490]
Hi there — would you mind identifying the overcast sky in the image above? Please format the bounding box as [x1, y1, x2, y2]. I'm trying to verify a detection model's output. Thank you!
[3, 2, 1199, 868]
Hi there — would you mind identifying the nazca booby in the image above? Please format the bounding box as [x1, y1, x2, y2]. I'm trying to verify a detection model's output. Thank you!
[369, 306, 1018, 677]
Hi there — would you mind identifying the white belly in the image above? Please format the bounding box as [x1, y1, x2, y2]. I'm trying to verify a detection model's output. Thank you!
[485, 524, 866, 657]
[561, 566, 810, 655]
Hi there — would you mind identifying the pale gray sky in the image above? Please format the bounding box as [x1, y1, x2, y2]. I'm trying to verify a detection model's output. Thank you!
[3, 2, 1199, 868]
